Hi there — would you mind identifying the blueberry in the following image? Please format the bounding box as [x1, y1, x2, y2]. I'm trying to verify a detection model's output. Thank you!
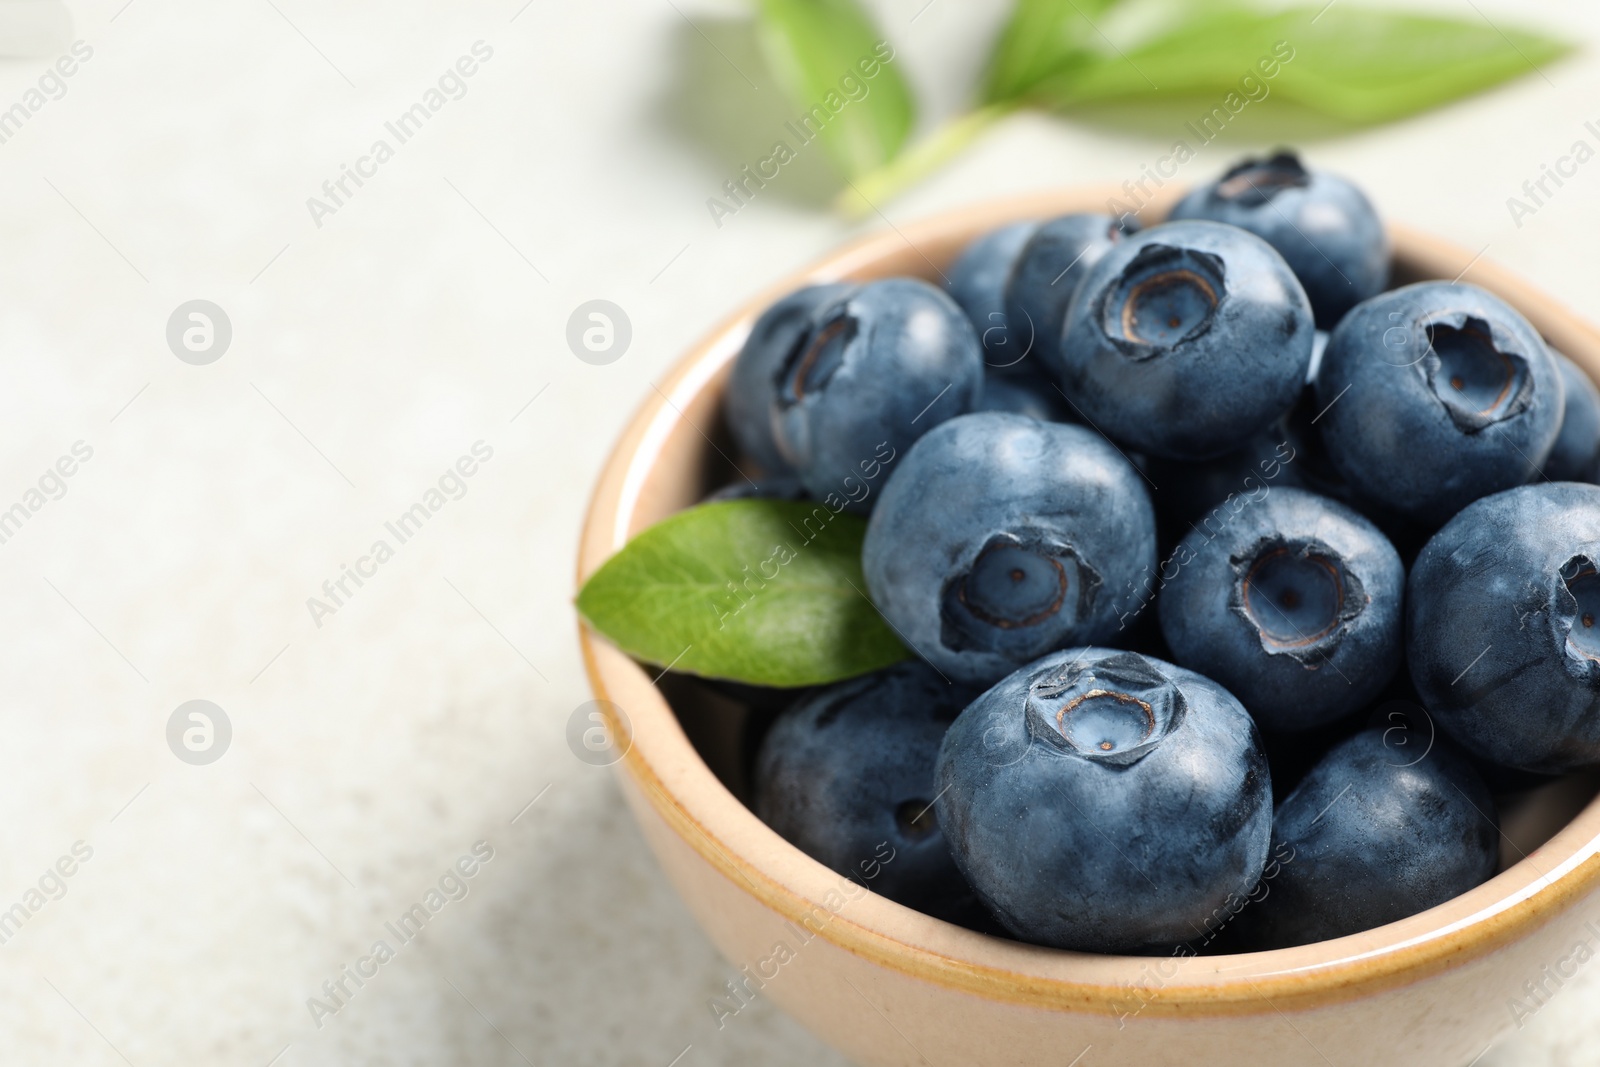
[1158, 488, 1404, 732]
[1408, 482, 1600, 773]
[946, 221, 1039, 371]
[1231, 728, 1498, 949]
[1170, 151, 1389, 329]
[1004, 213, 1137, 378]
[935, 647, 1272, 952]
[863, 413, 1157, 686]
[973, 366, 1073, 423]
[753, 662, 985, 921]
[1057, 219, 1314, 460]
[1541, 350, 1600, 483]
[1314, 282, 1563, 526]
[774, 278, 983, 508]
[725, 284, 853, 475]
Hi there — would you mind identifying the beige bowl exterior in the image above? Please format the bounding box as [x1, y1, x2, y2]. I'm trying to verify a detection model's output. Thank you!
[577, 186, 1600, 1066]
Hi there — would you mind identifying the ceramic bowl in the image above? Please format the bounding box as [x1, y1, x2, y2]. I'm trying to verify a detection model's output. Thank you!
[576, 186, 1600, 1067]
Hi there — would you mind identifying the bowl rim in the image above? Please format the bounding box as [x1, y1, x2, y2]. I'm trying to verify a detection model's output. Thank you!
[577, 185, 1600, 1015]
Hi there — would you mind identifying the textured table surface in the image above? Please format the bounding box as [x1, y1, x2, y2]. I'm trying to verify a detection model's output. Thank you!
[3, 0, 1599, 1063]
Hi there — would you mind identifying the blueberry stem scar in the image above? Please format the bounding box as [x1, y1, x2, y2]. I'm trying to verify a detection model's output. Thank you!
[1563, 559, 1600, 661]
[1120, 269, 1218, 344]
[1056, 689, 1155, 751]
[1241, 547, 1346, 648]
[958, 551, 1068, 628]
[788, 317, 853, 398]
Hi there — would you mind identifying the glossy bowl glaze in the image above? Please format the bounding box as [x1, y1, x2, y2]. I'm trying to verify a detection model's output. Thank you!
[577, 186, 1600, 1067]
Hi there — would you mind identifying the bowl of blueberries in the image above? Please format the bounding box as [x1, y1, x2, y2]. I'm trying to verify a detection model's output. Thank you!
[576, 151, 1600, 1067]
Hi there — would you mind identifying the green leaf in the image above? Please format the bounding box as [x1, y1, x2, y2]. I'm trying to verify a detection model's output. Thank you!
[982, 0, 1126, 104]
[995, 3, 1573, 124]
[576, 500, 909, 688]
[753, 0, 916, 178]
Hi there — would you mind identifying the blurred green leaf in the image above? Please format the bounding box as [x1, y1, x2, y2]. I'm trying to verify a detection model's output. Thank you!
[576, 500, 909, 688]
[988, 3, 1572, 124]
[753, 0, 915, 178]
[981, 0, 1125, 104]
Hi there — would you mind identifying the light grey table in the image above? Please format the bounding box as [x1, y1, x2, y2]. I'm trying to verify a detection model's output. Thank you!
[0, 0, 1596, 1063]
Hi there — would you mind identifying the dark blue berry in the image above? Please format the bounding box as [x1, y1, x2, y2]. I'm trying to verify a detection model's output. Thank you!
[725, 284, 852, 474]
[1231, 728, 1498, 949]
[753, 662, 985, 921]
[774, 279, 983, 509]
[1159, 488, 1403, 732]
[935, 648, 1272, 952]
[1058, 220, 1314, 460]
[1314, 282, 1563, 526]
[1408, 482, 1600, 773]
[864, 413, 1156, 685]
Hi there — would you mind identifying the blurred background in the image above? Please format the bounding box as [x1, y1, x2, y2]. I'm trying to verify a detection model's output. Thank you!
[1, 0, 1598, 1063]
